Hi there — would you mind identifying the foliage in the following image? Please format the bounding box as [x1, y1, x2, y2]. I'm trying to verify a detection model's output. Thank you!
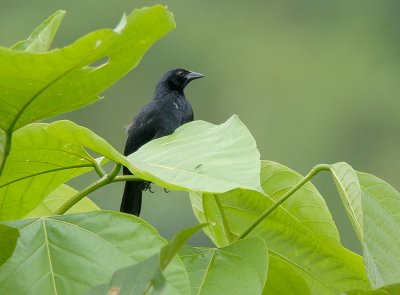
[0, 6, 399, 295]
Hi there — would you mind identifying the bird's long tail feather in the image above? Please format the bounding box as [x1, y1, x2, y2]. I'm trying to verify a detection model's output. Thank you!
[120, 180, 145, 216]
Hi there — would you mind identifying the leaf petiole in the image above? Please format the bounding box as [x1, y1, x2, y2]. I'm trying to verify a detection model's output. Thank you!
[54, 163, 125, 215]
[237, 164, 330, 240]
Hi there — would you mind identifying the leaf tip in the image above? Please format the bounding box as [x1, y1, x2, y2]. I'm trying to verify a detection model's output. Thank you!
[55, 10, 67, 17]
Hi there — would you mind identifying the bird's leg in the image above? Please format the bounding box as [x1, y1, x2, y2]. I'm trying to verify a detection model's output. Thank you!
[143, 181, 155, 193]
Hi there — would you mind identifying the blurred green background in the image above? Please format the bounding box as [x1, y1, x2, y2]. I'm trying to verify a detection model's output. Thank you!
[1, 0, 399, 251]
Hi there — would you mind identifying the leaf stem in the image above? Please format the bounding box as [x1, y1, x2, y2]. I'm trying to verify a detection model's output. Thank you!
[94, 161, 107, 177]
[212, 194, 235, 243]
[237, 164, 330, 240]
[0, 131, 12, 176]
[112, 175, 142, 183]
[54, 163, 122, 215]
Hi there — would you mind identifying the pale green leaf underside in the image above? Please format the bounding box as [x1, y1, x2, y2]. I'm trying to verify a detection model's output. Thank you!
[129, 115, 263, 193]
[0, 123, 94, 221]
[46, 116, 263, 196]
[11, 10, 66, 52]
[0, 5, 175, 132]
[179, 237, 268, 295]
[25, 184, 100, 218]
[357, 172, 400, 289]
[0, 211, 189, 295]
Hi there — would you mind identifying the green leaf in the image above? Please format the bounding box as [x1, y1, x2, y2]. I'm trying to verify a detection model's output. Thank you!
[0, 211, 190, 295]
[46, 116, 263, 195]
[25, 184, 100, 218]
[0, 129, 5, 165]
[11, 10, 66, 52]
[129, 115, 263, 193]
[179, 237, 268, 295]
[347, 283, 400, 295]
[202, 194, 237, 245]
[94, 224, 206, 295]
[160, 223, 207, 270]
[0, 5, 175, 132]
[357, 172, 400, 289]
[265, 254, 311, 295]
[104, 255, 167, 295]
[0, 123, 95, 221]
[0, 224, 19, 266]
[45, 120, 128, 165]
[191, 160, 370, 294]
[330, 162, 363, 240]
[329, 164, 400, 289]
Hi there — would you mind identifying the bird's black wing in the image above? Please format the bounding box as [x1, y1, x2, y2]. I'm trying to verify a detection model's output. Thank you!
[124, 101, 161, 156]
[121, 101, 162, 216]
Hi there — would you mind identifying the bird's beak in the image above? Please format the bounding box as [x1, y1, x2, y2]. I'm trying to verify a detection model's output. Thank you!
[185, 71, 206, 82]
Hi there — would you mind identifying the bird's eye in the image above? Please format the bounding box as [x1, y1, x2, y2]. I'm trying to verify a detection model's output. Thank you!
[177, 70, 184, 76]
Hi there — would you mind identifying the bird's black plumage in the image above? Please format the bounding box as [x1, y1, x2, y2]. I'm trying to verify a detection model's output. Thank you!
[121, 68, 205, 216]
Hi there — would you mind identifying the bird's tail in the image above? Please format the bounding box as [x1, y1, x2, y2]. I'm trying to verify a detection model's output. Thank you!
[120, 181, 145, 216]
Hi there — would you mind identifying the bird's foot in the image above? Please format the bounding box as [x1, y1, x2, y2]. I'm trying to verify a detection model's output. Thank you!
[143, 182, 155, 193]
[164, 188, 170, 193]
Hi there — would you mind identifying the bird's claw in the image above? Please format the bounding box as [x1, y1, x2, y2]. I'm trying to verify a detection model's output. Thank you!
[143, 182, 155, 193]
[164, 188, 170, 193]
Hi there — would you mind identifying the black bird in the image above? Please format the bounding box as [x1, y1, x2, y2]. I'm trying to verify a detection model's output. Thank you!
[121, 68, 205, 216]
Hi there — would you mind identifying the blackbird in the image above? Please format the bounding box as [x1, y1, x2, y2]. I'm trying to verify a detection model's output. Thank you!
[121, 68, 205, 216]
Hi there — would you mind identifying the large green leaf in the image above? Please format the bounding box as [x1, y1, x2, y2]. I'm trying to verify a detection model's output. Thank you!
[0, 224, 19, 266]
[191, 160, 370, 294]
[0, 5, 175, 132]
[357, 172, 400, 289]
[129, 115, 263, 193]
[46, 116, 263, 194]
[25, 184, 100, 218]
[0, 123, 95, 221]
[179, 237, 268, 295]
[11, 10, 65, 52]
[0, 211, 189, 295]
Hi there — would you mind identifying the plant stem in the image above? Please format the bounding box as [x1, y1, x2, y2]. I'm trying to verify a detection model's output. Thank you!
[212, 194, 235, 243]
[94, 161, 107, 177]
[112, 175, 142, 183]
[54, 163, 122, 215]
[0, 131, 12, 176]
[237, 164, 330, 240]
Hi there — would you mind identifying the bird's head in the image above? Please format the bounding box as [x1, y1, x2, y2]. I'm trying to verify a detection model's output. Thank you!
[159, 68, 205, 92]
